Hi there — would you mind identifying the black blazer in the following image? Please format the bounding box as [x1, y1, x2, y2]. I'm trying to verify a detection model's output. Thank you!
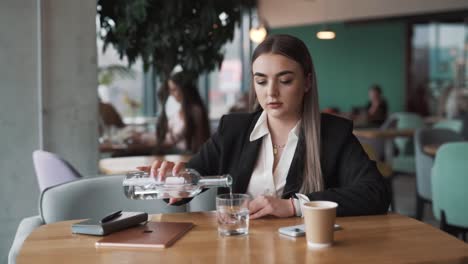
[186, 111, 390, 216]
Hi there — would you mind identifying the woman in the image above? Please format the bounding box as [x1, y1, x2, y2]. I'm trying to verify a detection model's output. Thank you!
[139, 72, 210, 154]
[366, 84, 388, 126]
[139, 35, 390, 218]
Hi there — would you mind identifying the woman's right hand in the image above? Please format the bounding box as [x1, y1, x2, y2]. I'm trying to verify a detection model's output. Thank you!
[136, 160, 186, 205]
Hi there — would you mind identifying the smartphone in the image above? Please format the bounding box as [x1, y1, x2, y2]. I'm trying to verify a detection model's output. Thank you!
[278, 224, 306, 237]
[278, 224, 342, 237]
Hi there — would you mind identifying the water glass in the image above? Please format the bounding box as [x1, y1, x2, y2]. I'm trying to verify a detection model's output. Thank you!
[216, 193, 250, 236]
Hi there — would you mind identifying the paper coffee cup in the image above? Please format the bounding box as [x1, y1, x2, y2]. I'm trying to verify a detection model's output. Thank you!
[302, 201, 338, 248]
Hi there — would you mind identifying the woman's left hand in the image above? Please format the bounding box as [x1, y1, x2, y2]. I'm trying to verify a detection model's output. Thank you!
[248, 195, 294, 219]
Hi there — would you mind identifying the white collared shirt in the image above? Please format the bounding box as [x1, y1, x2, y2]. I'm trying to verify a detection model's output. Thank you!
[247, 111, 301, 198]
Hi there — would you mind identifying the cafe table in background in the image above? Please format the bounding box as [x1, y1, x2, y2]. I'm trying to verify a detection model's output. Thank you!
[423, 143, 442, 157]
[99, 154, 193, 175]
[424, 115, 447, 125]
[353, 128, 415, 163]
[99, 141, 157, 157]
[17, 212, 468, 263]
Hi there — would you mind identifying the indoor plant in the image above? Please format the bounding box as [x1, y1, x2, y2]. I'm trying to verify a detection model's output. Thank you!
[97, 0, 255, 152]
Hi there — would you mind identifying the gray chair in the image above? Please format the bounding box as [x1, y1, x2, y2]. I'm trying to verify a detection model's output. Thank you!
[457, 113, 468, 139]
[8, 175, 187, 264]
[414, 128, 463, 220]
[433, 119, 463, 134]
[356, 114, 397, 161]
[392, 112, 425, 175]
[187, 187, 218, 212]
[431, 142, 468, 240]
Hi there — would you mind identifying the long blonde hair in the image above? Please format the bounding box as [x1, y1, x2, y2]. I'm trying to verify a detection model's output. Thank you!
[249, 34, 324, 193]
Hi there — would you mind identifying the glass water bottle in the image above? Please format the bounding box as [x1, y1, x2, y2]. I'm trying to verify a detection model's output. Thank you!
[123, 168, 232, 200]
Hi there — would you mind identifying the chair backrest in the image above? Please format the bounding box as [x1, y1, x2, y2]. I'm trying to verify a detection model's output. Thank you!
[414, 128, 464, 200]
[39, 175, 187, 224]
[431, 142, 468, 228]
[354, 117, 396, 161]
[433, 119, 463, 134]
[187, 187, 217, 212]
[33, 150, 83, 191]
[380, 114, 398, 130]
[458, 112, 468, 140]
[394, 112, 425, 130]
[393, 113, 425, 155]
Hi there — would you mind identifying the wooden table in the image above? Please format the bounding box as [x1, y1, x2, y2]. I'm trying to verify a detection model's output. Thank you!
[353, 128, 415, 140]
[99, 142, 156, 156]
[353, 128, 415, 163]
[18, 212, 468, 264]
[99, 155, 192, 175]
[424, 116, 447, 125]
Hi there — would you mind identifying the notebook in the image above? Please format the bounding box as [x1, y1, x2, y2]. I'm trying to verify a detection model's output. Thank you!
[95, 221, 194, 249]
[72, 212, 148, 236]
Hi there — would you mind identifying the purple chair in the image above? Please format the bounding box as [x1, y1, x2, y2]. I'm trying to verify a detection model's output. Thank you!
[33, 150, 82, 191]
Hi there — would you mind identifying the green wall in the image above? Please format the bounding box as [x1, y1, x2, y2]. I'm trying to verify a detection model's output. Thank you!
[271, 22, 406, 113]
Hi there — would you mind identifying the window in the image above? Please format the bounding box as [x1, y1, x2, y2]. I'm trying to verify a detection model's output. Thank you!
[97, 38, 145, 123]
[412, 23, 467, 95]
[207, 26, 245, 119]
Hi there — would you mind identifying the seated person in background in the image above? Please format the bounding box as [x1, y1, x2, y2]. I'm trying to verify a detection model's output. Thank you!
[138, 34, 390, 219]
[98, 99, 126, 138]
[445, 86, 468, 119]
[437, 85, 453, 117]
[136, 72, 210, 154]
[99, 100, 125, 129]
[366, 84, 388, 126]
[99, 100, 145, 152]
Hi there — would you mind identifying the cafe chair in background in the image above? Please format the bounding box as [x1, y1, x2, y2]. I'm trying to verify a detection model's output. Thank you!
[355, 114, 398, 161]
[391, 112, 425, 175]
[33, 150, 83, 192]
[432, 119, 464, 134]
[458, 113, 468, 140]
[8, 175, 187, 264]
[186, 188, 217, 212]
[431, 142, 468, 241]
[414, 128, 464, 220]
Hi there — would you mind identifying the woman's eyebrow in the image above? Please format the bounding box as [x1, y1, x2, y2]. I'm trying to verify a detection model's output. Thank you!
[276, 70, 294, 77]
[253, 70, 294, 77]
[253, 72, 267, 77]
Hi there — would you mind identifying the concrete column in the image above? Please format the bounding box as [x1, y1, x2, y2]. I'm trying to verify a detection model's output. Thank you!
[0, 0, 98, 262]
[41, 0, 99, 174]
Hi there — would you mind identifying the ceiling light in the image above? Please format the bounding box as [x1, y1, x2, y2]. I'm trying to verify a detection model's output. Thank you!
[316, 29, 336, 40]
[316, 1, 335, 40]
[249, 25, 268, 43]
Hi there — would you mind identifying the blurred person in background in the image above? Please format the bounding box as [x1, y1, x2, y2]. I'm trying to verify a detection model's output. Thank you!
[437, 85, 454, 117]
[99, 98, 126, 133]
[134, 72, 210, 154]
[98, 97, 136, 145]
[366, 84, 388, 126]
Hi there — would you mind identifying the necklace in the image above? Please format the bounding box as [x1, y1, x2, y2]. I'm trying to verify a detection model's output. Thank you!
[273, 143, 286, 155]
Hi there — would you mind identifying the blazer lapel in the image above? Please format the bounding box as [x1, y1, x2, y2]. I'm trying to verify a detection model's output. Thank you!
[281, 132, 305, 198]
[234, 139, 262, 193]
[233, 112, 263, 194]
